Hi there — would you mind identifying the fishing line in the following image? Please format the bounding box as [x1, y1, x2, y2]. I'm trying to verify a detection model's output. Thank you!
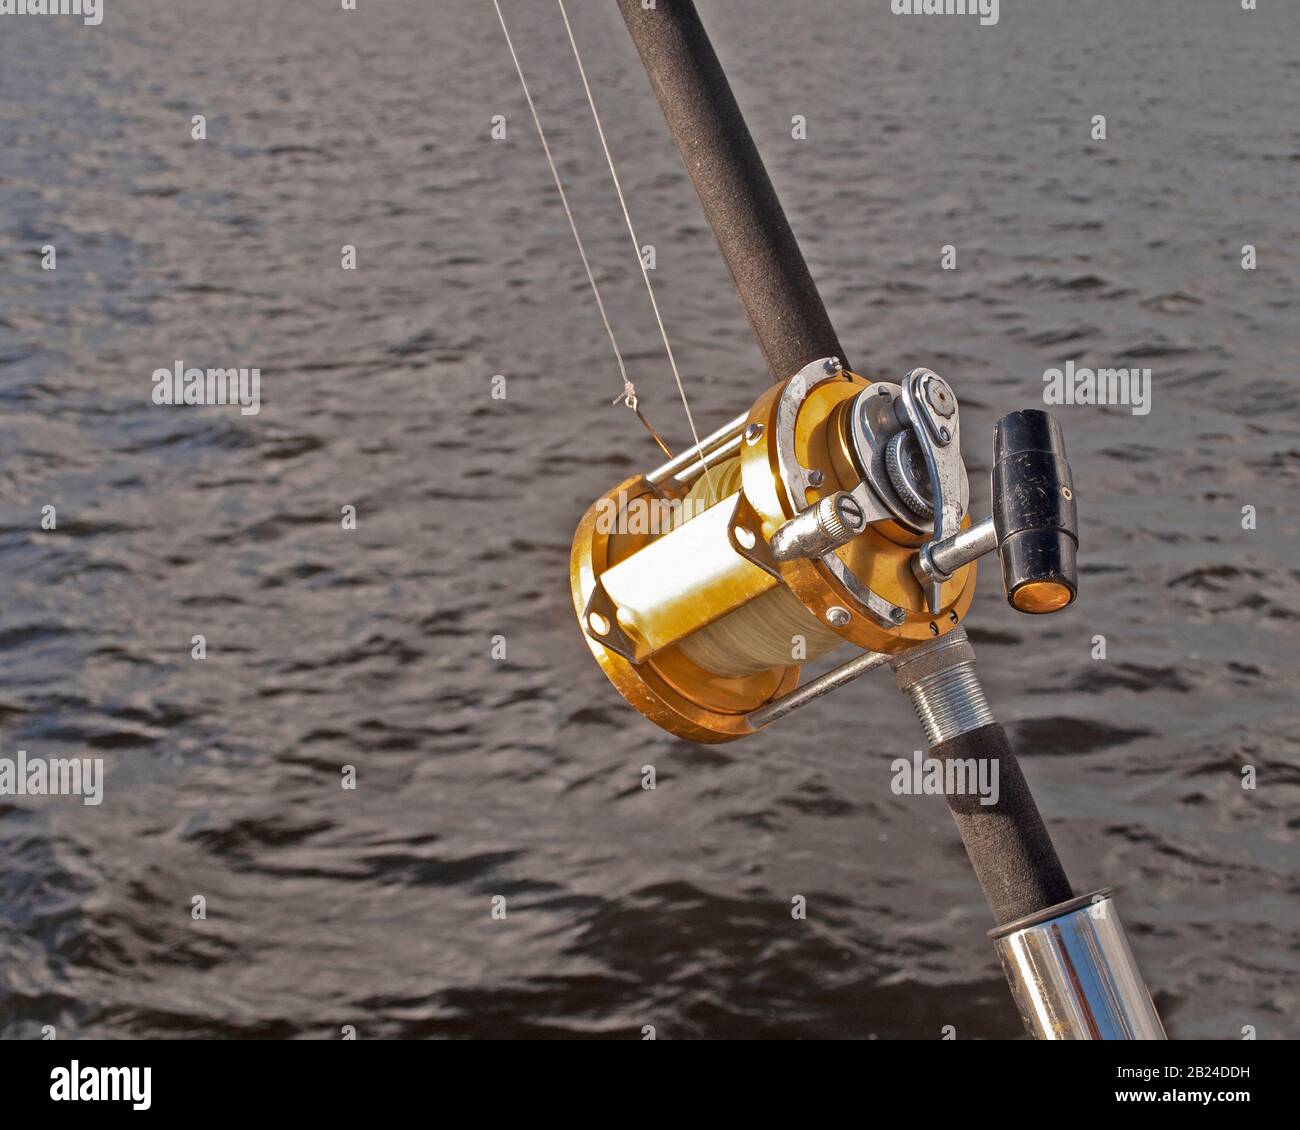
[491, 0, 669, 456]
[556, 0, 716, 497]
[671, 458, 845, 678]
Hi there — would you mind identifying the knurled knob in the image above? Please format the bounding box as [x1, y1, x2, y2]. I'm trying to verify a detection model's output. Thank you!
[885, 429, 935, 519]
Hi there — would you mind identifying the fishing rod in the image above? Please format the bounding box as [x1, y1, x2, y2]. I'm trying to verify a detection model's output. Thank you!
[499, 0, 1165, 1039]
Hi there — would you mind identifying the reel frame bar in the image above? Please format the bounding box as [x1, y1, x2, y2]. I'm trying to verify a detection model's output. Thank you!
[745, 648, 891, 729]
[646, 411, 749, 487]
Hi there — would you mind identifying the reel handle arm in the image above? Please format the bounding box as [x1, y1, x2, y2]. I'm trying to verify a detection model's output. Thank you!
[914, 409, 1079, 616]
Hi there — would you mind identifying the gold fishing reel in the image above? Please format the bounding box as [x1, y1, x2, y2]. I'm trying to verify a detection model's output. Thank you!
[570, 357, 1004, 742]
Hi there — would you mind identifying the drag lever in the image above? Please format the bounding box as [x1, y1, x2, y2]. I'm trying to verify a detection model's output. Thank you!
[914, 409, 1078, 615]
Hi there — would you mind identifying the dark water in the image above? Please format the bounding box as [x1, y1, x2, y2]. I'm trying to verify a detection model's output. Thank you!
[0, 0, 1296, 1039]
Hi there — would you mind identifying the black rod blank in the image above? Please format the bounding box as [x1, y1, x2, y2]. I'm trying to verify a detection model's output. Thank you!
[617, 0, 847, 382]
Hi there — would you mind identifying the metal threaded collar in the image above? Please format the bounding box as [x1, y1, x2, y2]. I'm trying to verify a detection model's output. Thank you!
[890, 628, 994, 745]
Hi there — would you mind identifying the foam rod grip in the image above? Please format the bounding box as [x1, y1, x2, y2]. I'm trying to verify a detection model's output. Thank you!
[932, 722, 1074, 927]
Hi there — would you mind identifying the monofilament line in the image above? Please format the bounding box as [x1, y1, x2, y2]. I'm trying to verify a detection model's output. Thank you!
[491, 0, 634, 407]
[556, 0, 715, 497]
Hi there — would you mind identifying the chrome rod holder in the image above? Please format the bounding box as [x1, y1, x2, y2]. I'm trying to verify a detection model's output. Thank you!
[991, 889, 1167, 1040]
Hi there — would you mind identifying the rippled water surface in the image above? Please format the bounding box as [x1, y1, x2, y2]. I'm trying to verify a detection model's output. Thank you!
[0, 0, 1297, 1039]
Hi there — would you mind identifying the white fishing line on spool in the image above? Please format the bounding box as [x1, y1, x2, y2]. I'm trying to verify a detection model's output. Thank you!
[671, 459, 845, 678]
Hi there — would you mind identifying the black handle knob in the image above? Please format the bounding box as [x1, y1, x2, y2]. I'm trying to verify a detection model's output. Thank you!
[992, 410, 1078, 614]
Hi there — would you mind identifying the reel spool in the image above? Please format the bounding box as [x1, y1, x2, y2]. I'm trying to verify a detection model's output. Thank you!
[571, 357, 1077, 743]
